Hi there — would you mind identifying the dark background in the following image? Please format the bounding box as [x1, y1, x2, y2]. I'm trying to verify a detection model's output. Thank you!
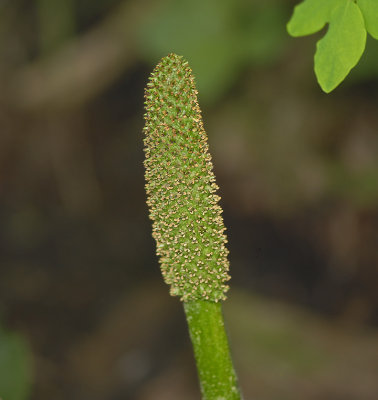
[0, 0, 377, 399]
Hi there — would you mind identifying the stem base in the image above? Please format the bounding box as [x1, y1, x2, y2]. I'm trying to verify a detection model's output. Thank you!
[183, 300, 241, 400]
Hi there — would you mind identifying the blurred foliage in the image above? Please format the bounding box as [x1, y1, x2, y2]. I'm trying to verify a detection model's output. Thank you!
[36, 0, 76, 55]
[0, 0, 377, 399]
[138, 0, 288, 104]
[0, 323, 33, 400]
[226, 290, 378, 400]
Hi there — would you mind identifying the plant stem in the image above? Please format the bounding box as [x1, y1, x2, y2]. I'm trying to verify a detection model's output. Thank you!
[183, 300, 241, 400]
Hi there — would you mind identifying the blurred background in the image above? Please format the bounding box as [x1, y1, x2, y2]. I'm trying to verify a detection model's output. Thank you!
[0, 0, 377, 399]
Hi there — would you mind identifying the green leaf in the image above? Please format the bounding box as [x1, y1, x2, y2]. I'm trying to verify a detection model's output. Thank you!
[315, 1, 366, 92]
[287, 0, 367, 92]
[287, 0, 341, 37]
[357, 0, 378, 39]
[0, 326, 33, 400]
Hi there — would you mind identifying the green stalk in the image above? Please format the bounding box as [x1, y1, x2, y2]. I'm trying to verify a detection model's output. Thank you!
[143, 53, 242, 399]
[184, 301, 241, 400]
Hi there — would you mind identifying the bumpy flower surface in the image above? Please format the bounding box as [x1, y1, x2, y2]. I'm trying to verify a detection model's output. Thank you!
[143, 54, 230, 302]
